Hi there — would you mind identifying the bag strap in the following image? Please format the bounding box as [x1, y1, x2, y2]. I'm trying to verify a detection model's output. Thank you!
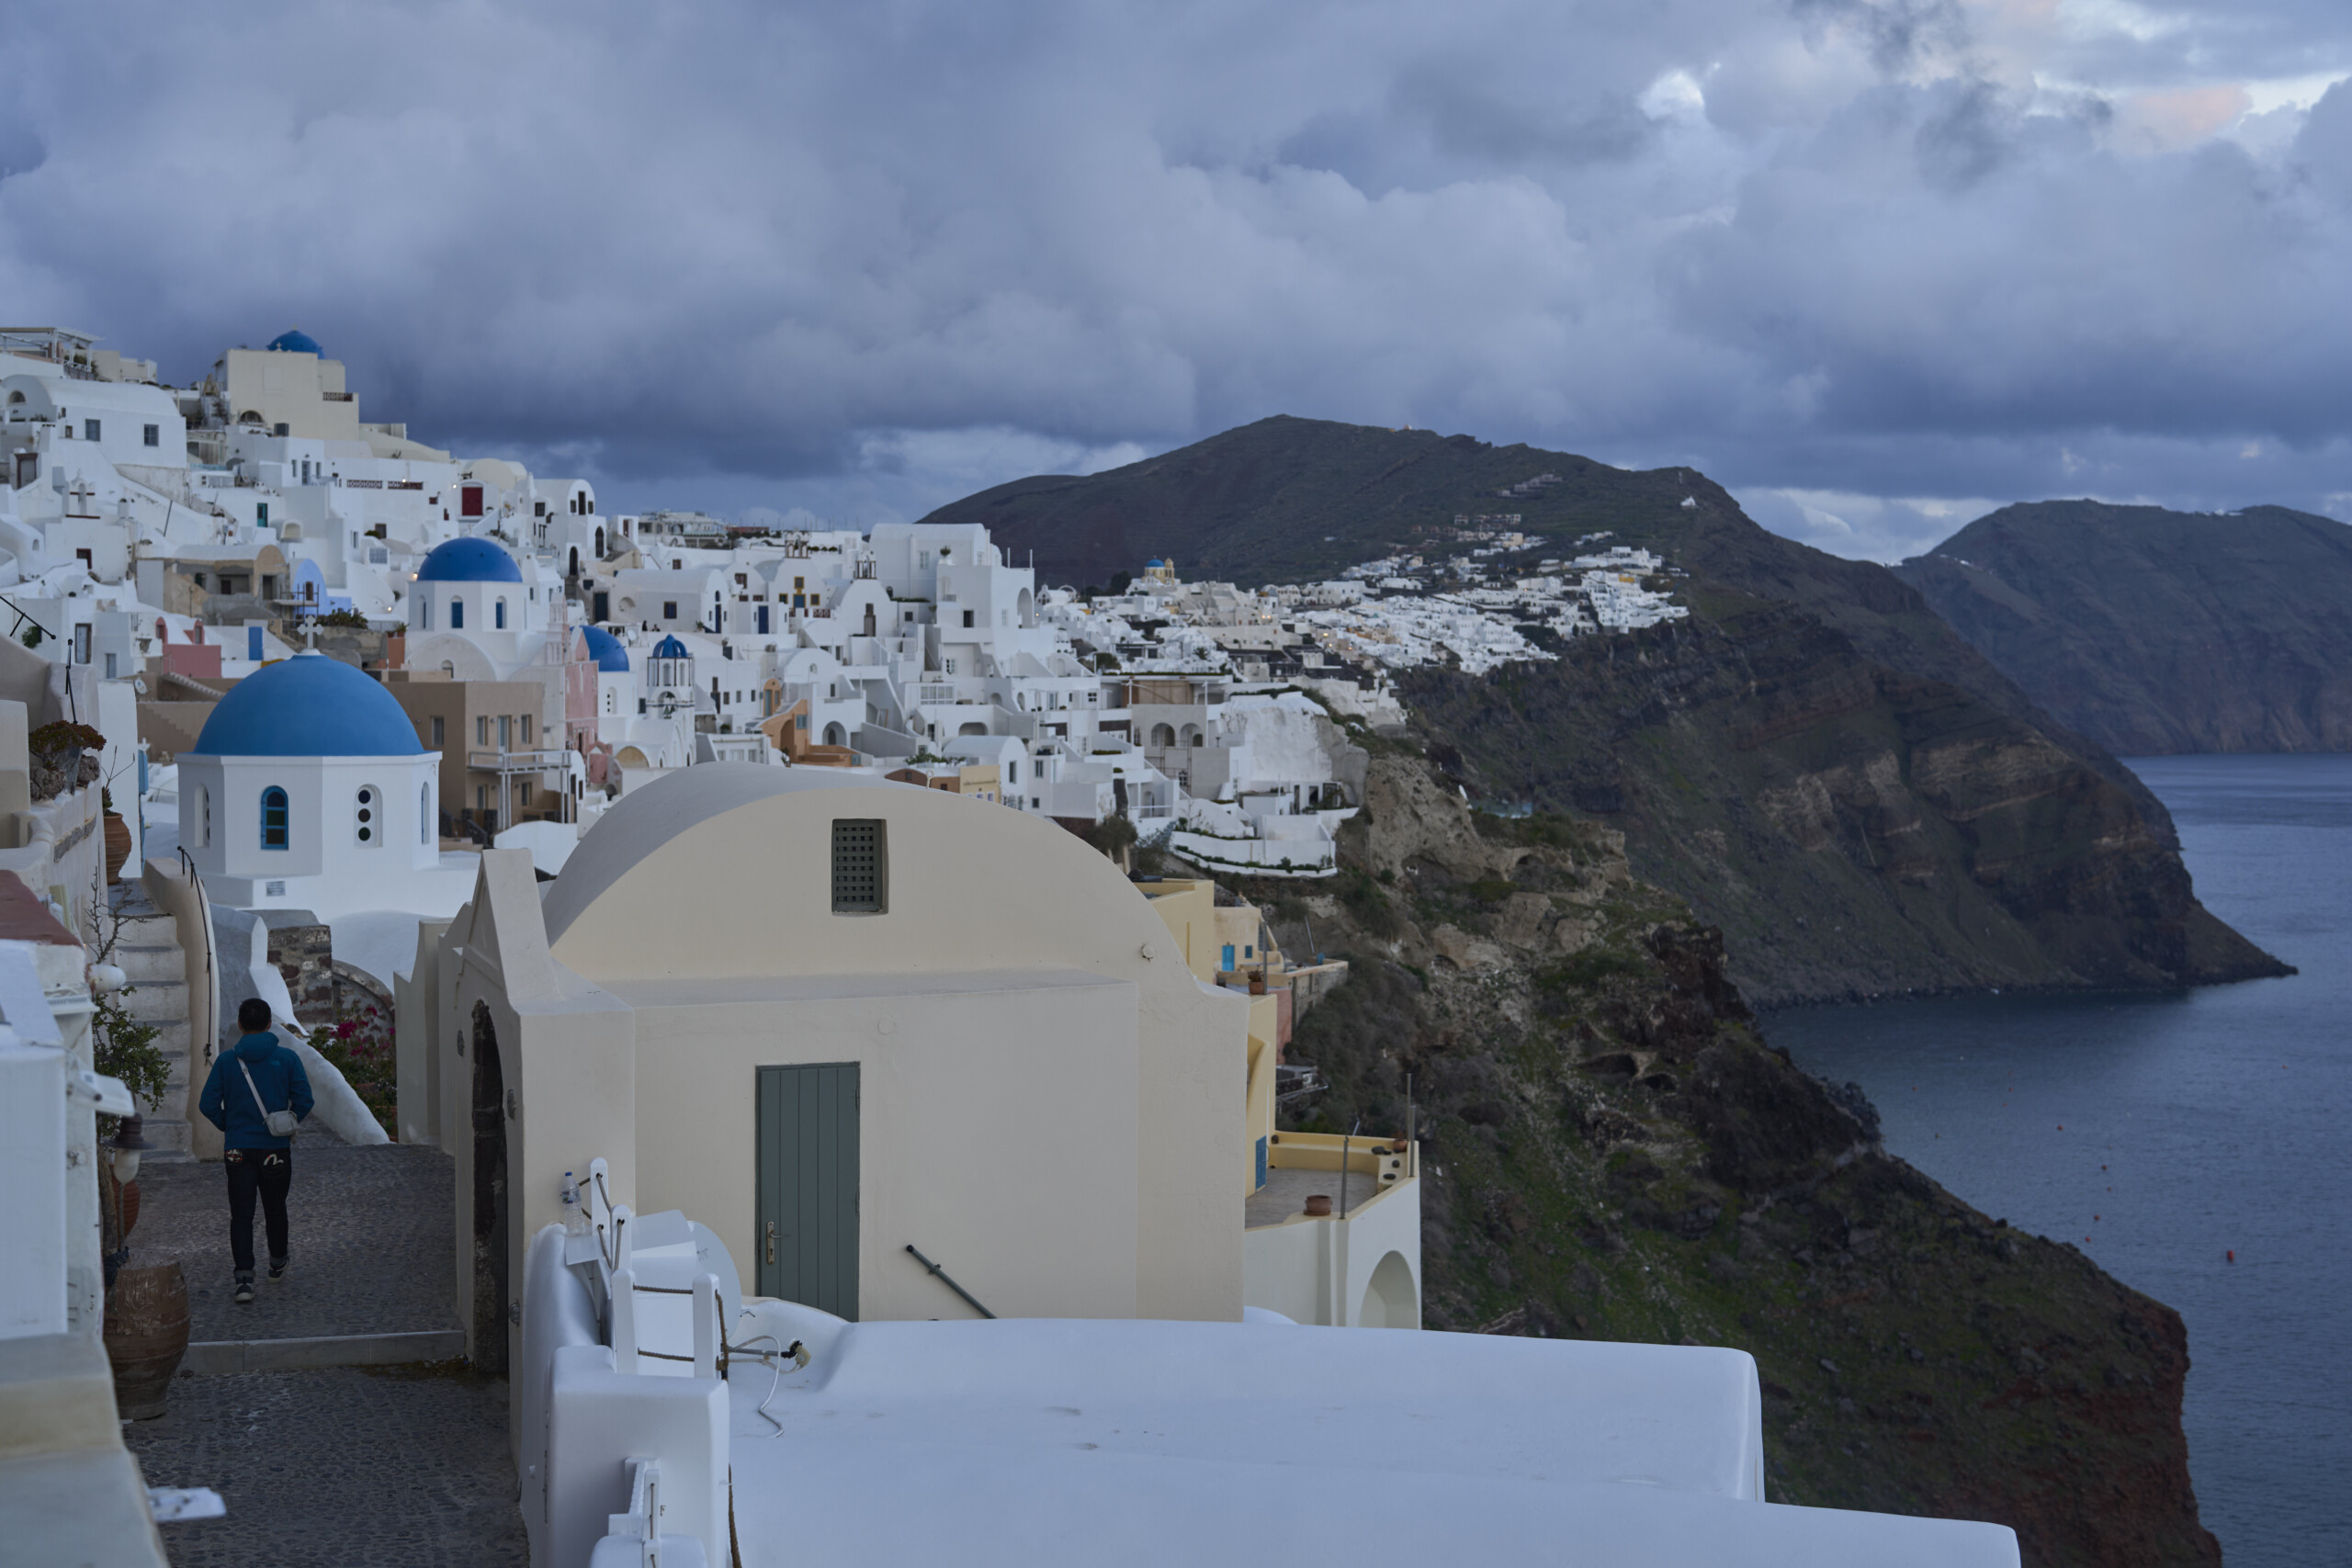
[235, 1055, 276, 1118]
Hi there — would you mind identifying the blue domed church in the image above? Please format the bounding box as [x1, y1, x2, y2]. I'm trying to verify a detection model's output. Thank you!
[179, 652, 478, 918]
[407, 536, 558, 682]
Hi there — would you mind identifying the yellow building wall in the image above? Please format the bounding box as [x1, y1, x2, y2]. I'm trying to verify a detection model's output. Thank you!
[617, 972, 1142, 1323]
[1144, 880, 1218, 982]
[535, 773, 1248, 1324]
[217, 348, 363, 442]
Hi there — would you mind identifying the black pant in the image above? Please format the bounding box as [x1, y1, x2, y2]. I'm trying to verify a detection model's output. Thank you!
[225, 1148, 291, 1276]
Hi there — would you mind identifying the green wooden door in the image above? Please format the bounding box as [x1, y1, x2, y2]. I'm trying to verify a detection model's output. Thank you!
[755, 1064, 860, 1319]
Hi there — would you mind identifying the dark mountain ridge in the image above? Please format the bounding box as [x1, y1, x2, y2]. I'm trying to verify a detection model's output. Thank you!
[923, 417, 2286, 1002]
[1893, 501, 2352, 755]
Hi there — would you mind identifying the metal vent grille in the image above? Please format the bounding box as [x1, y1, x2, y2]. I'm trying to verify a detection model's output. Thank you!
[831, 818, 886, 914]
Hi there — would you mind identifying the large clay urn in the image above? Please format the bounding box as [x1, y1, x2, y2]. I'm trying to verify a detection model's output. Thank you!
[104, 1262, 189, 1420]
[103, 811, 133, 884]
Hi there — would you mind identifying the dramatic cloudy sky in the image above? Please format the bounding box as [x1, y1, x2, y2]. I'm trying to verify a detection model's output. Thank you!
[5, 0, 2349, 560]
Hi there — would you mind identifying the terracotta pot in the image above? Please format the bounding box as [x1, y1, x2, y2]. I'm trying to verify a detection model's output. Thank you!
[103, 811, 133, 885]
[1303, 1194, 1333, 1217]
[119, 1177, 141, 1243]
[103, 1262, 189, 1420]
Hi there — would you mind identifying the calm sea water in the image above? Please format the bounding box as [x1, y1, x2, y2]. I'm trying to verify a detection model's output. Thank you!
[1767, 755, 2352, 1568]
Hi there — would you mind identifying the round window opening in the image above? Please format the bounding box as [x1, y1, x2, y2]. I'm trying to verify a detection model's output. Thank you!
[357, 788, 376, 842]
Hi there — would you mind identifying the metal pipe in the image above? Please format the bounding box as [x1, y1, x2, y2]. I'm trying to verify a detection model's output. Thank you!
[1340, 1116, 1360, 1219]
[905, 1244, 996, 1319]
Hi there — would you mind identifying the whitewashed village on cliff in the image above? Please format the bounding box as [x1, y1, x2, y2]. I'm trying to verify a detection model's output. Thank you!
[0, 324, 2012, 1564]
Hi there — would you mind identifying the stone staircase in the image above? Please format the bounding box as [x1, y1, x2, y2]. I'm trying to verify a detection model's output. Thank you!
[106, 883, 198, 1156]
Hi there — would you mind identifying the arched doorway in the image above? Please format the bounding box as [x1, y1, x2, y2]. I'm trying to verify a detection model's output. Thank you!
[1358, 1250, 1419, 1329]
[470, 1001, 511, 1372]
[822, 722, 847, 747]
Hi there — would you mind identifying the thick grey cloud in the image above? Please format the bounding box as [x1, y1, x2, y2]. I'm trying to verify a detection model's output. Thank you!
[3, 0, 2347, 560]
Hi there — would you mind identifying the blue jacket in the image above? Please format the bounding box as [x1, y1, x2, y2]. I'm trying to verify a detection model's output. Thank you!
[199, 1032, 315, 1149]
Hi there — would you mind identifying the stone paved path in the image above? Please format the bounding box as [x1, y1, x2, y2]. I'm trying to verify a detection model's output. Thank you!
[124, 1364, 528, 1565]
[129, 1145, 461, 1341]
[120, 1144, 526, 1562]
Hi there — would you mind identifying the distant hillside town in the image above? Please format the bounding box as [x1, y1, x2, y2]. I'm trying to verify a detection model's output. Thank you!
[1, 323, 1688, 893]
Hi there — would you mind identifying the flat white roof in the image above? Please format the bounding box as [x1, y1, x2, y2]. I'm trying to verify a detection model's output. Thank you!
[722, 1311, 2018, 1567]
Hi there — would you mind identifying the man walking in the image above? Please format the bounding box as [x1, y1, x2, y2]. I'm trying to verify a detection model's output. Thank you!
[198, 998, 315, 1304]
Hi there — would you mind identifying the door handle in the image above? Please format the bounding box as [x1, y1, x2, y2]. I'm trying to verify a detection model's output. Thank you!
[764, 1220, 777, 1266]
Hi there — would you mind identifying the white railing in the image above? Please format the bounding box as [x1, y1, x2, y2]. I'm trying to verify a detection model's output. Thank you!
[526, 1157, 730, 1567]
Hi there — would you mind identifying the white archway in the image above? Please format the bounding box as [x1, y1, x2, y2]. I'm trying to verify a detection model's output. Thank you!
[1358, 1250, 1419, 1329]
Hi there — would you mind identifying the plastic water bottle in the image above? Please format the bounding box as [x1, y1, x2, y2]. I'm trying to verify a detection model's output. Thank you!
[561, 1171, 582, 1232]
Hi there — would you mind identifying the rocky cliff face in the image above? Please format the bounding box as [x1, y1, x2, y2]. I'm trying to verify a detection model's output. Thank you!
[929, 415, 2278, 999]
[1892, 502, 2352, 755]
[1250, 757, 2220, 1568]
[1397, 593, 2286, 1007]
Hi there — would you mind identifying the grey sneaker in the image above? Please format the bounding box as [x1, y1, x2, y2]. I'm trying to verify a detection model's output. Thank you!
[233, 1277, 255, 1304]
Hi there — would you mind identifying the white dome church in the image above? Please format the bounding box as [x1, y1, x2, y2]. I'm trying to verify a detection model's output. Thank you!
[406, 536, 560, 681]
[178, 651, 480, 919]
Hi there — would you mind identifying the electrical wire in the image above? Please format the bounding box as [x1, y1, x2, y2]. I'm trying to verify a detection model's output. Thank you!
[723, 1334, 808, 1434]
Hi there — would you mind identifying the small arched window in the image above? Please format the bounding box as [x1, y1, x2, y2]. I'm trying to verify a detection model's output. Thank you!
[197, 784, 211, 847]
[494, 598, 507, 629]
[260, 786, 289, 850]
[419, 782, 431, 845]
[356, 785, 379, 846]
[449, 598, 464, 629]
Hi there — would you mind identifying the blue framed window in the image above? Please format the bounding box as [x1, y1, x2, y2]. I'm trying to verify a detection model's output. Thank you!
[494, 598, 507, 629]
[449, 598, 464, 629]
[247, 625, 263, 661]
[260, 787, 290, 850]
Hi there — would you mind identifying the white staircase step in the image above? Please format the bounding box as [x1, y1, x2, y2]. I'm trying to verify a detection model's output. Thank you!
[123, 980, 187, 1023]
[113, 942, 187, 985]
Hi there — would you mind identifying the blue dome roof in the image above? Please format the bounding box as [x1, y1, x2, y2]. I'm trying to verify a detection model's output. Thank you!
[651, 635, 689, 660]
[266, 329, 323, 356]
[191, 654, 424, 758]
[416, 536, 523, 582]
[581, 625, 631, 672]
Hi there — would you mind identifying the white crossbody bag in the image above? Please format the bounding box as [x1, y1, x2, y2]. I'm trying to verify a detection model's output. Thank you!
[236, 1055, 300, 1139]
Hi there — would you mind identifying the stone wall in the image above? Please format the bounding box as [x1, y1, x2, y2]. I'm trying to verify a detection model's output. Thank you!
[265, 922, 336, 1029]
